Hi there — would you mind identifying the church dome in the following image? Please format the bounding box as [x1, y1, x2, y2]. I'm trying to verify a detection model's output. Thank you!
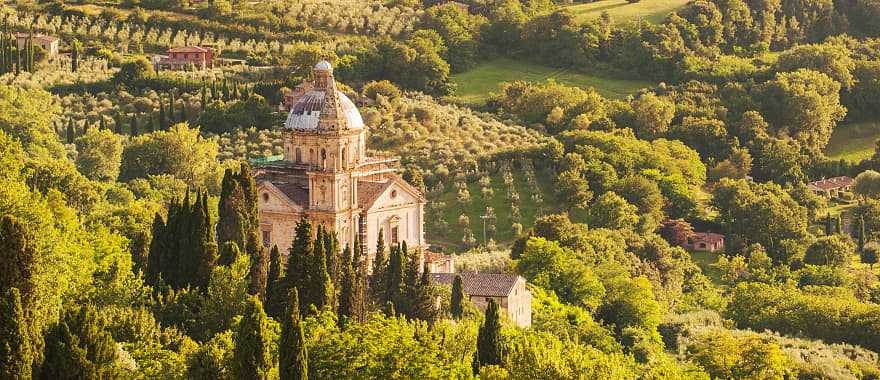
[284, 89, 364, 131]
[314, 60, 333, 71]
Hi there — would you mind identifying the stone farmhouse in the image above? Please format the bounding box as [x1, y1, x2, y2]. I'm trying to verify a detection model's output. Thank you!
[431, 273, 532, 328]
[15, 33, 59, 57]
[808, 176, 854, 198]
[154, 46, 214, 70]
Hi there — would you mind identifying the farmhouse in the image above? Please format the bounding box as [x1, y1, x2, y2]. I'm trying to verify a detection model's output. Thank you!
[685, 232, 725, 253]
[808, 176, 854, 198]
[430, 273, 532, 328]
[255, 61, 440, 271]
[15, 33, 59, 57]
[154, 46, 214, 70]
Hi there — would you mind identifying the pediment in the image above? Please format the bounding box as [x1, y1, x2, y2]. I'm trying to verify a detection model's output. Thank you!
[257, 181, 304, 214]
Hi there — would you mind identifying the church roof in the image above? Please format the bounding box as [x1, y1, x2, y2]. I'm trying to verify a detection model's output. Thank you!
[429, 273, 522, 297]
[267, 181, 310, 207]
[358, 175, 425, 211]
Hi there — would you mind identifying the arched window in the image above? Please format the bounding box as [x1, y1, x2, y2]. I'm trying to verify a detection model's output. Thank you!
[309, 148, 315, 163]
[321, 149, 327, 160]
[295, 147, 302, 163]
[341, 147, 347, 168]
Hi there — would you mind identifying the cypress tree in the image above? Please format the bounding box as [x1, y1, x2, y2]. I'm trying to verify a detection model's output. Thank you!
[169, 91, 177, 124]
[222, 78, 229, 100]
[265, 245, 286, 320]
[284, 219, 313, 299]
[308, 226, 334, 312]
[233, 297, 272, 380]
[201, 84, 208, 112]
[324, 229, 339, 286]
[451, 275, 464, 319]
[401, 245, 420, 317]
[180, 101, 188, 124]
[82, 120, 90, 134]
[0, 287, 31, 380]
[146, 213, 166, 286]
[825, 213, 833, 236]
[98, 115, 106, 130]
[370, 229, 387, 300]
[352, 238, 367, 323]
[836, 215, 843, 234]
[147, 113, 156, 133]
[384, 245, 404, 309]
[473, 299, 503, 372]
[0, 216, 36, 310]
[279, 288, 308, 380]
[247, 230, 269, 300]
[159, 96, 167, 131]
[858, 217, 866, 252]
[337, 244, 354, 327]
[412, 265, 437, 322]
[66, 118, 75, 143]
[130, 114, 139, 136]
[114, 113, 124, 135]
[71, 39, 80, 72]
[194, 191, 219, 289]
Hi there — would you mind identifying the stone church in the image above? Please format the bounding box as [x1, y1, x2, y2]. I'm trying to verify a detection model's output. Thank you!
[254, 61, 441, 270]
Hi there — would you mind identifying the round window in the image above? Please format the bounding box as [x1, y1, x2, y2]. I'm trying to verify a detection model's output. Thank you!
[391, 190, 397, 198]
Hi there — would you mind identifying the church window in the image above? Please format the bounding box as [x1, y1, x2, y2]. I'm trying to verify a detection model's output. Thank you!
[295, 147, 302, 163]
[321, 149, 327, 160]
[262, 193, 269, 203]
[261, 230, 271, 247]
[391, 225, 399, 245]
[391, 190, 397, 199]
[310, 148, 315, 163]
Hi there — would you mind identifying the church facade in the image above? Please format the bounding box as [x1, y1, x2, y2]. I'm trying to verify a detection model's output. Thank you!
[254, 61, 427, 266]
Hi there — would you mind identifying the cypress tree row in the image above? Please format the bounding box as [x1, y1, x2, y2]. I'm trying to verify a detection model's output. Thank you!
[279, 288, 308, 380]
[233, 297, 272, 380]
[473, 299, 503, 372]
[0, 22, 14, 74]
[283, 219, 313, 308]
[383, 244, 405, 313]
[411, 265, 437, 322]
[0, 287, 31, 380]
[451, 275, 464, 319]
[145, 190, 218, 290]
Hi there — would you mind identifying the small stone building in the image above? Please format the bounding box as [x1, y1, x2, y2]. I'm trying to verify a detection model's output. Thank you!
[430, 273, 532, 328]
[15, 33, 59, 57]
[685, 232, 725, 253]
[154, 46, 214, 70]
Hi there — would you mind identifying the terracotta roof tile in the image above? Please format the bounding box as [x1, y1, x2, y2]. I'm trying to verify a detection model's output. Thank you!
[168, 46, 210, 53]
[808, 176, 853, 191]
[690, 232, 725, 244]
[429, 273, 521, 297]
[357, 180, 392, 210]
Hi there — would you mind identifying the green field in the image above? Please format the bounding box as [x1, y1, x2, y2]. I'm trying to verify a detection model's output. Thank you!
[825, 121, 880, 162]
[451, 58, 651, 105]
[689, 250, 722, 285]
[564, 0, 691, 23]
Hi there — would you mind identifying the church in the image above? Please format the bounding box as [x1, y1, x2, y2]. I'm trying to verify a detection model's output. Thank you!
[253, 61, 444, 270]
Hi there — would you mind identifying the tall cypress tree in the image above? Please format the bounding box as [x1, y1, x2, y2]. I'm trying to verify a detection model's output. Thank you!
[130, 114, 140, 136]
[370, 229, 387, 301]
[247, 230, 269, 300]
[233, 297, 272, 380]
[98, 115, 106, 131]
[169, 91, 177, 124]
[114, 113, 124, 135]
[836, 215, 843, 234]
[0, 216, 36, 310]
[265, 245, 286, 320]
[858, 217, 866, 252]
[384, 245, 404, 310]
[159, 97, 167, 131]
[337, 244, 355, 327]
[351, 238, 367, 323]
[284, 219, 313, 299]
[146, 213, 166, 286]
[451, 275, 464, 319]
[308, 227, 334, 312]
[324, 229, 339, 286]
[473, 299, 503, 372]
[71, 39, 80, 72]
[412, 265, 437, 322]
[66, 118, 75, 144]
[401, 245, 420, 317]
[0, 287, 31, 380]
[825, 213, 833, 236]
[279, 288, 308, 380]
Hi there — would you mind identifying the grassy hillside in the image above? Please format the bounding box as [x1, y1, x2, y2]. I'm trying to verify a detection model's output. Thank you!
[825, 121, 880, 162]
[451, 58, 651, 105]
[564, 0, 691, 23]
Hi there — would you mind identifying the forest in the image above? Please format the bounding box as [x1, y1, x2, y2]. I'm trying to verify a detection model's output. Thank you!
[2, 0, 880, 379]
